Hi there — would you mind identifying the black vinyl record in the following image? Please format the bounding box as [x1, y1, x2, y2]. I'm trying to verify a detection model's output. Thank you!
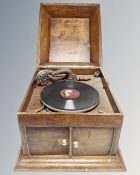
[40, 80, 99, 112]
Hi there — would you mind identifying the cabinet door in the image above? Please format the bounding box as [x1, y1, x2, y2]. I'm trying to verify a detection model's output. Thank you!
[72, 128, 113, 156]
[26, 127, 69, 155]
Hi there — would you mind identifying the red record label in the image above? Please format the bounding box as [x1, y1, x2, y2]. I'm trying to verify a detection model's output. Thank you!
[60, 89, 80, 99]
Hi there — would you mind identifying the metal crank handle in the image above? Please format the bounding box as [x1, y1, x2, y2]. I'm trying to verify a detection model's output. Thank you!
[35, 105, 45, 112]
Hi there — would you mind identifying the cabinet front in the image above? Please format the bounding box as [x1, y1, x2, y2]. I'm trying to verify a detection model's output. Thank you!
[72, 128, 113, 156]
[26, 127, 69, 155]
[25, 127, 114, 156]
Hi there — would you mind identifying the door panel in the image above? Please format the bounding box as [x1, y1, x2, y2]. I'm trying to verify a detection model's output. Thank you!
[26, 127, 69, 155]
[73, 128, 113, 156]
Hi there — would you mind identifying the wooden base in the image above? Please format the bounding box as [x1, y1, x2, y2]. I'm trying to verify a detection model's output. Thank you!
[14, 147, 126, 172]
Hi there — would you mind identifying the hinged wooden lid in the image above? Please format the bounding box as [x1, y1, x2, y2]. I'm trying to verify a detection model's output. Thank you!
[37, 3, 102, 68]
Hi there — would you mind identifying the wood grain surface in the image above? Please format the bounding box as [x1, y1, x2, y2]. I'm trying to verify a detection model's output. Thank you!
[26, 127, 69, 155]
[72, 128, 113, 156]
[15, 147, 126, 171]
[49, 18, 90, 62]
[37, 3, 102, 66]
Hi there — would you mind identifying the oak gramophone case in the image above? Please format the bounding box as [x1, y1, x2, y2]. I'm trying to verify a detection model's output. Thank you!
[15, 3, 126, 171]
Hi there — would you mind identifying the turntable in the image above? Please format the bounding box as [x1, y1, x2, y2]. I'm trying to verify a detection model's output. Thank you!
[15, 3, 126, 172]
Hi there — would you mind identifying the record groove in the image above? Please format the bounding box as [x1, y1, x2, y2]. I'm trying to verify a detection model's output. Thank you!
[40, 80, 99, 112]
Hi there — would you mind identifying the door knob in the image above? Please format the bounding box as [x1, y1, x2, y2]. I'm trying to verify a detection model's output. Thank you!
[73, 141, 79, 148]
[62, 139, 67, 146]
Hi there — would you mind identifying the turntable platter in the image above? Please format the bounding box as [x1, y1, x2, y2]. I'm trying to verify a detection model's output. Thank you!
[40, 80, 99, 112]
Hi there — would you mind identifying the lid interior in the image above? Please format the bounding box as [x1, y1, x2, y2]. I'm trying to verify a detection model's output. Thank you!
[49, 18, 90, 63]
[37, 4, 102, 67]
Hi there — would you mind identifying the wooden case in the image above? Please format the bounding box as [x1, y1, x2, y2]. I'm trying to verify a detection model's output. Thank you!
[15, 3, 126, 171]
